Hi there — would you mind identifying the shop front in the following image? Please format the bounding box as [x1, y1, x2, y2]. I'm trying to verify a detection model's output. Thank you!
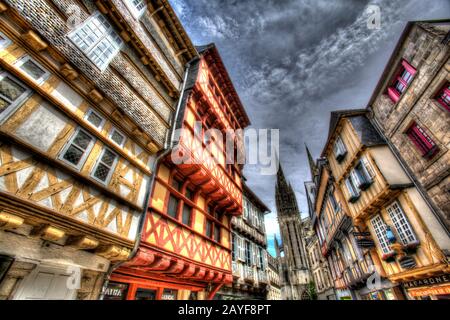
[104, 271, 207, 300]
[402, 274, 450, 300]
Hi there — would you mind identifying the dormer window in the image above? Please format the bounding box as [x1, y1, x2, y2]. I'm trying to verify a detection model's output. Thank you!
[435, 81, 450, 112]
[387, 60, 416, 103]
[406, 122, 439, 159]
[333, 136, 347, 162]
[124, 0, 147, 19]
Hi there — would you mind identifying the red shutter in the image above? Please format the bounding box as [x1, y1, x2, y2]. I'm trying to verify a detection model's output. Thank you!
[387, 87, 400, 103]
[402, 60, 416, 76]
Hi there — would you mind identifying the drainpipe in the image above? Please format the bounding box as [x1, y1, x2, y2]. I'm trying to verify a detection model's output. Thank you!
[98, 61, 192, 300]
[368, 113, 450, 237]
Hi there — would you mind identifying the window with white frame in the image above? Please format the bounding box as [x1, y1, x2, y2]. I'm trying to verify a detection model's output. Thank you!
[109, 127, 126, 147]
[91, 147, 118, 184]
[0, 71, 32, 123]
[333, 136, 347, 161]
[124, 0, 147, 19]
[59, 128, 95, 169]
[85, 109, 105, 129]
[386, 201, 417, 246]
[238, 236, 245, 262]
[14, 55, 50, 85]
[370, 215, 393, 255]
[68, 12, 123, 71]
[345, 175, 360, 201]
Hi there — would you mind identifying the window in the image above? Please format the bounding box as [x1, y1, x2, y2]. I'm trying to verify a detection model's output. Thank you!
[370, 215, 393, 255]
[167, 195, 179, 219]
[171, 178, 181, 192]
[59, 128, 95, 169]
[214, 224, 220, 243]
[15, 56, 49, 84]
[435, 82, 450, 112]
[185, 188, 194, 201]
[238, 236, 245, 262]
[181, 203, 192, 226]
[333, 136, 347, 162]
[85, 109, 105, 129]
[258, 247, 264, 270]
[68, 12, 123, 71]
[245, 240, 252, 265]
[387, 60, 416, 103]
[386, 201, 417, 246]
[345, 176, 360, 202]
[109, 128, 126, 147]
[406, 122, 439, 159]
[243, 200, 249, 220]
[328, 189, 339, 213]
[0, 71, 31, 122]
[353, 161, 373, 190]
[205, 220, 213, 238]
[91, 147, 118, 184]
[124, 0, 147, 19]
[231, 233, 237, 261]
[0, 31, 11, 49]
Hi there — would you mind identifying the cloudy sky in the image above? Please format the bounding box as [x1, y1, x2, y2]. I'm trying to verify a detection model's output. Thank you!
[169, 0, 450, 255]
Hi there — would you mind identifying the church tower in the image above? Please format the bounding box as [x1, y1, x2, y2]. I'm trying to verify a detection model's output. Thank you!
[275, 163, 311, 300]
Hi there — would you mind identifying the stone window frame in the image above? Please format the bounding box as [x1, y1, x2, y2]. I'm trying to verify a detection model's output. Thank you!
[14, 55, 50, 85]
[90, 146, 119, 185]
[433, 80, 450, 113]
[68, 11, 123, 72]
[405, 121, 440, 160]
[386, 59, 417, 104]
[0, 70, 33, 125]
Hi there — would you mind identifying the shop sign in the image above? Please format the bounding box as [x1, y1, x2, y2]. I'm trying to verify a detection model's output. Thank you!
[408, 285, 450, 297]
[103, 282, 129, 300]
[403, 274, 450, 289]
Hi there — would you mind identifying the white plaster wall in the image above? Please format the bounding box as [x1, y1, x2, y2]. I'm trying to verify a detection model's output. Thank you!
[14, 102, 68, 152]
[370, 146, 411, 185]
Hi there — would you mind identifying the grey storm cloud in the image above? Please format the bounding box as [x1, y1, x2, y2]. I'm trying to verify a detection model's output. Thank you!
[169, 0, 450, 255]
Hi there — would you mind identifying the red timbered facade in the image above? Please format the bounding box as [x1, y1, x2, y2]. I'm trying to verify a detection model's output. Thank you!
[109, 44, 250, 300]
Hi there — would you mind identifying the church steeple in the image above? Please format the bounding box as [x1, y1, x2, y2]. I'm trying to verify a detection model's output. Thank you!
[305, 144, 318, 180]
[275, 163, 299, 216]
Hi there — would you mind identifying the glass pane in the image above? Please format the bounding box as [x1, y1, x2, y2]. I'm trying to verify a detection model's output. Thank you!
[111, 130, 125, 146]
[0, 76, 26, 101]
[167, 195, 178, 218]
[0, 96, 10, 113]
[182, 204, 191, 225]
[72, 131, 92, 150]
[86, 111, 103, 128]
[214, 225, 220, 242]
[161, 289, 177, 300]
[63, 145, 84, 165]
[101, 149, 116, 167]
[135, 289, 156, 300]
[206, 220, 212, 238]
[20, 59, 46, 80]
[93, 163, 110, 181]
[171, 179, 181, 191]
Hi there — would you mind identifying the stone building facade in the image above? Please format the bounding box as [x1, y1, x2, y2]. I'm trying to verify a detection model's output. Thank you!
[368, 20, 450, 232]
[216, 184, 270, 300]
[0, 0, 194, 300]
[274, 164, 311, 300]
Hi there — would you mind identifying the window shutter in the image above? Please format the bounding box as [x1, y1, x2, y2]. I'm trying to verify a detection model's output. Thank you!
[361, 157, 375, 180]
[345, 178, 355, 197]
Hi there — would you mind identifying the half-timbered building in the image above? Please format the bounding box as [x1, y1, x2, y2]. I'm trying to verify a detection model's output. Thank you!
[0, 0, 195, 300]
[216, 184, 270, 300]
[320, 109, 449, 300]
[108, 43, 251, 300]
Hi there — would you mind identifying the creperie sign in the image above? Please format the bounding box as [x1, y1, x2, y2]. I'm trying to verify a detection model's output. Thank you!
[403, 274, 450, 289]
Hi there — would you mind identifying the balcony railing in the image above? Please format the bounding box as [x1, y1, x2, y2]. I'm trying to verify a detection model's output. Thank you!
[244, 266, 254, 282]
[257, 270, 268, 284]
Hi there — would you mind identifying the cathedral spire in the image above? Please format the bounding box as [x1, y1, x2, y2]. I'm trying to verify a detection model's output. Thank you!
[305, 143, 318, 180]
